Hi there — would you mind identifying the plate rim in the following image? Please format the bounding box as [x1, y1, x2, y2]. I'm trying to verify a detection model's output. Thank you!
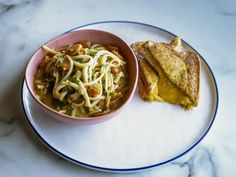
[21, 20, 219, 172]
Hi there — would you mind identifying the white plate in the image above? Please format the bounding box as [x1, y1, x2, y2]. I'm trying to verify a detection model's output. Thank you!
[21, 21, 218, 172]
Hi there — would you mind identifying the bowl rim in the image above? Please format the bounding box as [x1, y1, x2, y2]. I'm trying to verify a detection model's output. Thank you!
[25, 29, 138, 121]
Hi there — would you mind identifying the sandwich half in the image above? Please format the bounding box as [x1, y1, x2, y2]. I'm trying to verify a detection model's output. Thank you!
[131, 37, 200, 109]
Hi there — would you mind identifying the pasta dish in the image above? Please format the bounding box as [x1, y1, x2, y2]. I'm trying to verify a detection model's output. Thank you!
[34, 41, 129, 117]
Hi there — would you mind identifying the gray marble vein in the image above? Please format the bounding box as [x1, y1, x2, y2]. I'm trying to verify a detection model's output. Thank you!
[0, 3, 16, 15]
[0, 116, 16, 137]
[0, 116, 16, 125]
[173, 147, 218, 177]
[0, 148, 14, 163]
[0, 0, 40, 16]
[215, 0, 236, 17]
[172, 156, 195, 177]
[219, 11, 236, 17]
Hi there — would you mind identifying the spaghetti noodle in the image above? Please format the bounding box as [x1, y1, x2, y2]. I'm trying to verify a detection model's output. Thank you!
[34, 42, 129, 117]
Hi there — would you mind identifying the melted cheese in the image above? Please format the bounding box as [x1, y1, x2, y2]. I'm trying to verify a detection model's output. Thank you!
[155, 61, 190, 105]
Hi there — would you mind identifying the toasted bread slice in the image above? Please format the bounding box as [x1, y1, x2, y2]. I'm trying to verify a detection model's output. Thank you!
[131, 42, 163, 101]
[144, 41, 188, 93]
[138, 59, 163, 101]
[181, 51, 201, 107]
[132, 41, 191, 107]
[131, 37, 200, 109]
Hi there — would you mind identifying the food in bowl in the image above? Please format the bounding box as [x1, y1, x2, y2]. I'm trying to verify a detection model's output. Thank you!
[131, 37, 200, 110]
[34, 41, 129, 117]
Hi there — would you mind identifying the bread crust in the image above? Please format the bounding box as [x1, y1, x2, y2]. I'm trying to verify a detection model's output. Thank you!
[131, 37, 201, 109]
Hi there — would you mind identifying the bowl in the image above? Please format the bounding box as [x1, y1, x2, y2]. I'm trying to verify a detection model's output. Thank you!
[25, 29, 138, 124]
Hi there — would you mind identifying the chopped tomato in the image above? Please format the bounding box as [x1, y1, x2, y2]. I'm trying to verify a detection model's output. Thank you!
[106, 45, 118, 52]
[47, 53, 55, 58]
[76, 41, 91, 48]
[111, 50, 124, 60]
[65, 44, 82, 55]
[87, 87, 98, 97]
[111, 67, 120, 74]
[40, 56, 51, 69]
[59, 61, 70, 71]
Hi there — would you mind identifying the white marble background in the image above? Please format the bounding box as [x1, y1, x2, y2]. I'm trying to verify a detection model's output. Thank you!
[0, 0, 236, 176]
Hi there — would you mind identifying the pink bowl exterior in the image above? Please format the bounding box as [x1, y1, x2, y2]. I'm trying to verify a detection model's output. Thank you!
[25, 29, 138, 124]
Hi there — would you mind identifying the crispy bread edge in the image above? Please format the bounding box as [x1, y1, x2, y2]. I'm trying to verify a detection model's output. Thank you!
[183, 51, 201, 106]
[144, 41, 188, 92]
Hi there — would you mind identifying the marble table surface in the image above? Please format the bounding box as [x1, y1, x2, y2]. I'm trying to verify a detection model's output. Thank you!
[0, 0, 236, 176]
